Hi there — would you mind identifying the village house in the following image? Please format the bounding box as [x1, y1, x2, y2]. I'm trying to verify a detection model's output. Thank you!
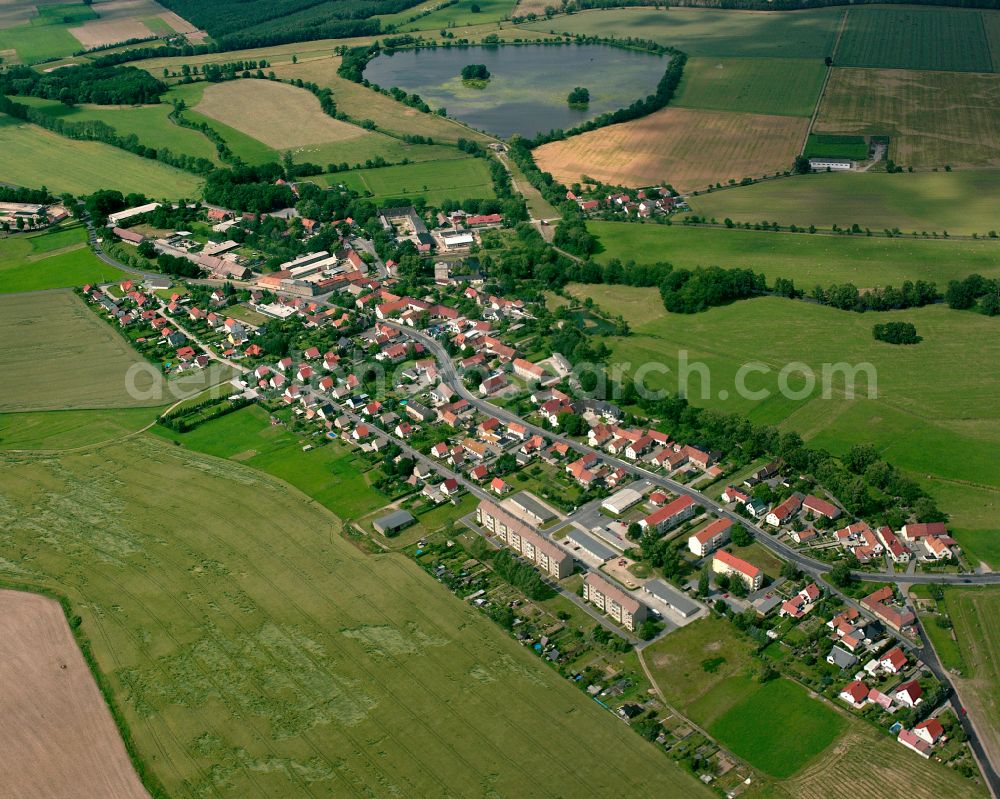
[803, 494, 841, 520]
[765, 494, 803, 527]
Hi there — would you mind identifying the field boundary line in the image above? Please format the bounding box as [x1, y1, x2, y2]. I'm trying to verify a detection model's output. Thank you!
[802, 7, 848, 154]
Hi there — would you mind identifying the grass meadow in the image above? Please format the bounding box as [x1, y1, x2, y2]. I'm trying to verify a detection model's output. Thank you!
[674, 57, 827, 117]
[534, 106, 806, 192]
[0, 115, 203, 198]
[814, 68, 1000, 169]
[0, 3, 96, 63]
[0, 292, 165, 412]
[13, 94, 222, 165]
[709, 679, 845, 778]
[313, 157, 494, 204]
[192, 79, 464, 168]
[836, 7, 995, 72]
[563, 288, 1000, 565]
[378, 0, 516, 31]
[519, 7, 845, 59]
[271, 55, 493, 143]
[0, 223, 127, 294]
[685, 171, 1000, 236]
[0, 435, 707, 799]
[588, 221, 1000, 286]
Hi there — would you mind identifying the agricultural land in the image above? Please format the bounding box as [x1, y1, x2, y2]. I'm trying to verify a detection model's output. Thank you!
[534, 106, 808, 192]
[685, 172, 1000, 236]
[0, 115, 204, 198]
[0, 589, 150, 799]
[813, 68, 1000, 169]
[0, 222, 127, 294]
[315, 157, 494, 204]
[0, 436, 707, 798]
[0, 291, 165, 412]
[587, 220, 1000, 286]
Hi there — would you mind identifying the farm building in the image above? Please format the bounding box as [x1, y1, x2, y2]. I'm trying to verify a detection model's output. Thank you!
[373, 509, 416, 536]
[809, 158, 853, 172]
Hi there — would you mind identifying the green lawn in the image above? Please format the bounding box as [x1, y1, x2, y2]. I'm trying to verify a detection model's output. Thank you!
[710, 679, 846, 778]
[836, 6, 995, 72]
[0, 434, 709, 799]
[0, 115, 203, 198]
[686, 171, 1000, 237]
[803, 133, 870, 160]
[151, 405, 389, 521]
[14, 95, 222, 165]
[313, 156, 494, 203]
[588, 220, 1000, 287]
[0, 224, 127, 294]
[674, 57, 827, 117]
[564, 290, 1000, 563]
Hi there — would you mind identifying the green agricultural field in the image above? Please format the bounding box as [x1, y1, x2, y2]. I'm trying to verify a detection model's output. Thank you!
[13, 95, 221, 165]
[0, 407, 162, 451]
[0, 224, 128, 294]
[0, 115, 203, 198]
[588, 220, 1000, 286]
[836, 7, 995, 72]
[685, 171, 1000, 237]
[0, 3, 96, 63]
[674, 57, 827, 117]
[564, 289, 1000, 561]
[0, 292, 165, 412]
[0, 435, 709, 798]
[803, 133, 869, 160]
[379, 0, 516, 31]
[519, 7, 845, 59]
[710, 679, 845, 778]
[312, 156, 495, 204]
[939, 587, 1000, 768]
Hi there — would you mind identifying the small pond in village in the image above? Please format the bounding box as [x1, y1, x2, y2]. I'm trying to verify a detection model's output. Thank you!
[363, 43, 669, 139]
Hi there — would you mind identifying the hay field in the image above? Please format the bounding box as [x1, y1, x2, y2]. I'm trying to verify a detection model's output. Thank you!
[836, 6, 994, 72]
[814, 67, 1000, 168]
[195, 80, 370, 149]
[0, 115, 203, 197]
[686, 171, 1000, 236]
[272, 55, 493, 143]
[534, 106, 807, 192]
[0, 292, 164, 412]
[193, 80, 460, 166]
[0, 590, 150, 799]
[0, 436, 710, 799]
[518, 7, 844, 59]
[69, 0, 203, 49]
[674, 57, 827, 117]
[315, 157, 494, 204]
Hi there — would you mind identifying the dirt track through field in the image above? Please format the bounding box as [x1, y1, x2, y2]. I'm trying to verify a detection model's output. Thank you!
[0, 589, 150, 799]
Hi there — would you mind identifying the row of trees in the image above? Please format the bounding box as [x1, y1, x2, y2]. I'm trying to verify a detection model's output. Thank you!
[0, 64, 165, 105]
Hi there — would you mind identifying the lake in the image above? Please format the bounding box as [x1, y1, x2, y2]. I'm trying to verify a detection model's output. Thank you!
[363, 44, 668, 139]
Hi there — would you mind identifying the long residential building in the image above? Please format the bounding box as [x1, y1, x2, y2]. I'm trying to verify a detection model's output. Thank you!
[712, 550, 763, 590]
[476, 500, 572, 579]
[639, 495, 697, 534]
[582, 572, 647, 631]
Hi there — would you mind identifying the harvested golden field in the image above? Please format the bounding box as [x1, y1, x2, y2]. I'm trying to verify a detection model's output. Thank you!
[196, 79, 371, 149]
[814, 67, 1000, 168]
[272, 55, 491, 143]
[534, 106, 807, 192]
[0, 589, 150, 799]
[0, 291, 163, 412]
